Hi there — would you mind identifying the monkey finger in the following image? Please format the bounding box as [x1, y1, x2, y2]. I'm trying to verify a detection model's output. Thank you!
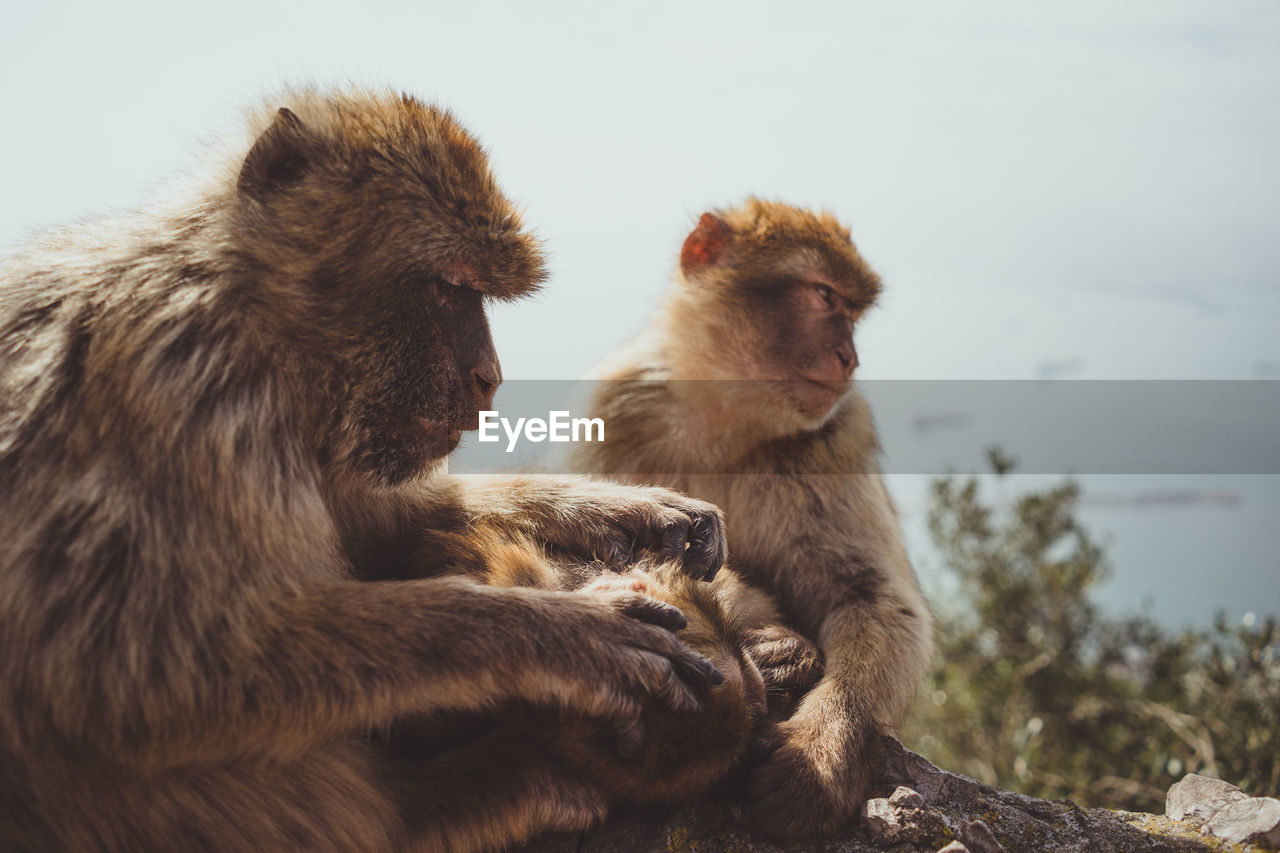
[630, 640, 725, 714]
[664, 644, 725, 691]
[637, 655, 706, 716]
[748, 638, 821, 667]
[613, 595, 687, 632]
[761, 665, 821, 693]
[624, 624, 722, 690]
[656, 519, 691, 565]
[682, 512, 725, 581]
[745, 640, 792, 664]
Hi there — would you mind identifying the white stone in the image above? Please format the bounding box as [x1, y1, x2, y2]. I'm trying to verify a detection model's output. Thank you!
[862, 797, 903, 841]
[1165, 773, 1247, 824]
[890, 785, 927, 809]
[1205, 796, 1280, 846]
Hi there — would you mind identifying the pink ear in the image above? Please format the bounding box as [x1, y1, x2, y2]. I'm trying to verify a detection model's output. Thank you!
[680, 213, 733, 273]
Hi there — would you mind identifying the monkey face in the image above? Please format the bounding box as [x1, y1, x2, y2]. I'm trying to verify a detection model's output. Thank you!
[769, 280, 865, 420]
[671, 199, 880, 429]
[291, 259, 510, 487]
[344, 279, 502, 485]
[230, 95, 547, 485]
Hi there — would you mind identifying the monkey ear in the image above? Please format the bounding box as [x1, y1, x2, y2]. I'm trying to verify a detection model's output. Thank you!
[238, 108, 312, 201]
[680, 213, 734, 273]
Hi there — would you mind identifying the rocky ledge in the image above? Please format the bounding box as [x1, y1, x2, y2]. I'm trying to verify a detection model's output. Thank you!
[522, 737, 1279, 852]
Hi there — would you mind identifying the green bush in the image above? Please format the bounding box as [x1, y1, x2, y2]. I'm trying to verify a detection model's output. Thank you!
[903, 456, 1279, 811]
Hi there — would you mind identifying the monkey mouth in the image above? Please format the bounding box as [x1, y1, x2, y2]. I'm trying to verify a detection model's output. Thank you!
[412, 417, 468, 447]
[412, 415, 479, 457]
[799, 377, 850, 396]
[778, 377, 849, 417]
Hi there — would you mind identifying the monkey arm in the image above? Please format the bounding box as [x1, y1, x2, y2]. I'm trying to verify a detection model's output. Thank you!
[749, 583, 931, 835]
[20, 575, 719, 769]
[442, 474, 727, 581]
[743, 473, 933, 838]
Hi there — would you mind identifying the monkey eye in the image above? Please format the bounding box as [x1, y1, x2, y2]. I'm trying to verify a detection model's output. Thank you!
[815, 283, 836, 308]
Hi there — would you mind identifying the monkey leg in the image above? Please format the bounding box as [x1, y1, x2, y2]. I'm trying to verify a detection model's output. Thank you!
[384, 724, 608, 853]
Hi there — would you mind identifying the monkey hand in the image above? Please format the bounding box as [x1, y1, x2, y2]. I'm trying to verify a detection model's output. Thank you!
[570, 487, 726, 581]
[520, 586, 724, 756]
[747, 689, 872, 840]
[742, 625, 824, 720]
[461, 477, 726, 580]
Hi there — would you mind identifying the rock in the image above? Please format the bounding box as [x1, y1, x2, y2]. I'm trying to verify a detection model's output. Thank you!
[890, 786, 927, 810]
[519, 736, 1257, 852]
[863, 797, 904, 841]
[878, 735, 984, 806]
[1165, 773, 1248, 824]
[1204, 796, 1280, 846]
[955, 819, 1004, 853]
[863, 793, 952, 847]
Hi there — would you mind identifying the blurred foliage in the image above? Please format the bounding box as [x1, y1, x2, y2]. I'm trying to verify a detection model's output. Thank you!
[902, 454, 1279, 812]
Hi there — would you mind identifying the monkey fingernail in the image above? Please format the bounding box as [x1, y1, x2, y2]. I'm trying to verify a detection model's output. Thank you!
[622, 598, 687, 632]
[651, 602, 688, 632]
[676, 655, 723, 689]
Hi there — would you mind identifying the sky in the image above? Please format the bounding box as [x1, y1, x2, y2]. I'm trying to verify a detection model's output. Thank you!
[2, 1, 1277, 626]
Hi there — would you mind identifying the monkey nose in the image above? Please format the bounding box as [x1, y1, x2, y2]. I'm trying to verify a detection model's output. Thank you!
[835, 344, 858, 380]
[472, 364, 501, 407]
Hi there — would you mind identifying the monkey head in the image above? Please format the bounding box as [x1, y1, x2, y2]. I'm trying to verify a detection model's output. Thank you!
[228, 89, 546, 485]
[664, 198, 880, 435]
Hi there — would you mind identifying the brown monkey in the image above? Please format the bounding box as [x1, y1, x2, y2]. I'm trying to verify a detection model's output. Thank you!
[571, 198, 934, 840]
[478, 537, 777, 802]
[0, 88, 731, 852]
[379, 530, 823, 848]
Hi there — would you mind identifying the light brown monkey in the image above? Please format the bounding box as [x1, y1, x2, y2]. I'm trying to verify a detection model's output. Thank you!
[571, 198, 934, 840]
[0, 88, 731, 853]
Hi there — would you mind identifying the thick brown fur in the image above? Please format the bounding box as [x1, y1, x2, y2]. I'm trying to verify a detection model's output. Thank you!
[355, 533, 815, 853]
[571, 198, 935, 840]
[369, 534, 816, 853]
[0, 87, 732, 852]
[475, 535, 773, 804]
